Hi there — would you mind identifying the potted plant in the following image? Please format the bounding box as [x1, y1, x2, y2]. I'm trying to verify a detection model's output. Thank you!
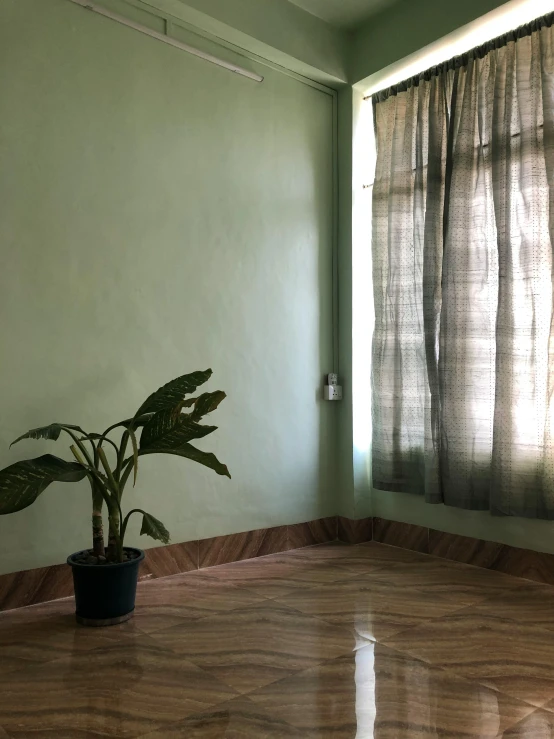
[0, 369, 230, 626]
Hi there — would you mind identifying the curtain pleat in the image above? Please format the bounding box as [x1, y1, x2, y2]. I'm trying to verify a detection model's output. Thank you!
[372, 23, 554, 518]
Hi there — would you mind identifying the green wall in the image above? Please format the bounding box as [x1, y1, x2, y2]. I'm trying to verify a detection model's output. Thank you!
[350, 0, 509, 83]
[0, 0, 337, 575]
[139, 0, 349, 85]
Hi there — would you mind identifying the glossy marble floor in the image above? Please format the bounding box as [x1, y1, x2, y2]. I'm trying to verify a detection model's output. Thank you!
[1, 542, 554, 737]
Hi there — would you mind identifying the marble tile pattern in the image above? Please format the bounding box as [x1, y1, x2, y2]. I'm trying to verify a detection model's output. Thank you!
[198, 551, 361, 599]
[502, 708, 554, 738]
[1, 542, 554, 737]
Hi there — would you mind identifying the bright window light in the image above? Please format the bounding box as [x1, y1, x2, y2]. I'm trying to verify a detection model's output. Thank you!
[352, 97, 375, 456]
[352, 0, 554, 466]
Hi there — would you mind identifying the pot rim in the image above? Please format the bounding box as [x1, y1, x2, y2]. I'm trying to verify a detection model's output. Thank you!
[67, 547, 145, 569]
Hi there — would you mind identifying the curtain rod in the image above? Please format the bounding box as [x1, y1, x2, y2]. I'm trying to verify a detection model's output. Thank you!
[67, 0, 264, 83]
[366, 9, 554, 102]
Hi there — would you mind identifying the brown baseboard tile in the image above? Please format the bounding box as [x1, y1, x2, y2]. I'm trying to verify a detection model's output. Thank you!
[0, 562, 74, 613]
[337, 516, 373, 544]
[487, 545, 554, 585]
[428, 529, 503, 568]
[0, 518, 338, 612]
[427, 527, 554, 585]
[198, 525, 290, 569]
[140, 540, 199, 580]
[9, 513, 552, 613]
[373, 517, 429, 553]
[288, 517, 338, 549]
[380, 519, 554, 587]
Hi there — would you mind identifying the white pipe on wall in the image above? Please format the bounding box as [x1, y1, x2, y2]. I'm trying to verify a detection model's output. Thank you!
[67, 0, 264, 83]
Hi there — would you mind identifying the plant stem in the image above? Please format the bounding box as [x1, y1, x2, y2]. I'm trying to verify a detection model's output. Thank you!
[92, 509, 105, 557]
[97, 447, 120, 497]
[95, 448, 124, 561]
[80, 467, 112, 558]
[91, 446, 105, 557]
[108, 511, 123, 562]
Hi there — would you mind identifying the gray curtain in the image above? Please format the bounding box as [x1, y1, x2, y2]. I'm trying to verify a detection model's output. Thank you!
[372, 18, 554, 518]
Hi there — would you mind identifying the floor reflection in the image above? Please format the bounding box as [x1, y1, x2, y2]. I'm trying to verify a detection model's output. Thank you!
[0, 542, 552, 737]
[355, 640, 376, 737]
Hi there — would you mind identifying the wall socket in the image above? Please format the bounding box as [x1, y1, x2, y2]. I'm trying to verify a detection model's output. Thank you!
[324, 374, 342, 401]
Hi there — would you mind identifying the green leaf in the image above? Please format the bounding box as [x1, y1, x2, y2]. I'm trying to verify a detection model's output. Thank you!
[139, 406, 181, 449]
[11, 424, 84, 448]
[127, 427, 139, 487]
[190, 391, 226, 421]
[140, 443, 231, 478]
[140, 412, 217, 451]
[139, 510, 170, 544]
[135, 370, 212, 416]
[0, 454, 87, 514]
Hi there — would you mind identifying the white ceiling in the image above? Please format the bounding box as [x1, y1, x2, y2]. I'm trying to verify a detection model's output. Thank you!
[288, 0, 399, 30]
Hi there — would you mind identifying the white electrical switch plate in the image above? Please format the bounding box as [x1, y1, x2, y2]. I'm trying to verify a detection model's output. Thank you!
[327, 373, 338, 386]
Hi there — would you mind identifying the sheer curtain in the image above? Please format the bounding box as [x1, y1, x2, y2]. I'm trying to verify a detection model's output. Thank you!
[372, 15, 554, 518]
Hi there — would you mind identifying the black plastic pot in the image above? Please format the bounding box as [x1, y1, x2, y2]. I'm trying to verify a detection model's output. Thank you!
[67, 548, 145, 626]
